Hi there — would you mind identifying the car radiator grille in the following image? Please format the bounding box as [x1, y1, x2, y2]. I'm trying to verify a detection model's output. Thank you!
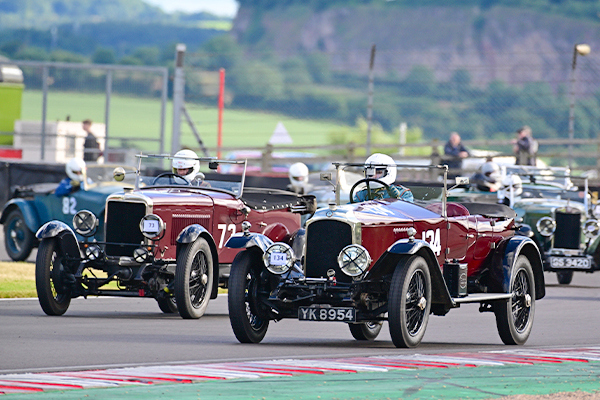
[169, 214, 211, 245]
[305, 219, 353, 283]
[105, 201, 146, 257]
[554, 209, 581, 250]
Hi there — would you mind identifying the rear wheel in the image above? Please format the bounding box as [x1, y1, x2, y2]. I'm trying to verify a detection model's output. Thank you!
[388, 255, 431, 348]
[35, 238, 71, 316]
[156, 296, 177, 314]
[494, 255, 535, 345]
[4, 209, 35, 262]
[175, 238, 213, 319]
[349, 322, 383, 341]
[228, 251, 269, 343]
[556, 270, 573, 285]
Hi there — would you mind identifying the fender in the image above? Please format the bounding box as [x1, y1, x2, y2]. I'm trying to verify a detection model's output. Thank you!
[1, 200, 40, 233]
[36, 221, 81, 265]
[176, 224, 209, 244]
[366, 239, 453, 311]
[226, 232, 274, 253]
[488, 235, 545, 300]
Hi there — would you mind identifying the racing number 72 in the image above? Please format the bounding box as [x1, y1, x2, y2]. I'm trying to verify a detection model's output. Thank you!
[218, 223, 236, 248]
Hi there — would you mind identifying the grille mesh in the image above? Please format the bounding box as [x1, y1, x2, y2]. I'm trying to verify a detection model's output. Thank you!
[305, 219, 353, 283]
[105, 201, 146, 256]
[554, 210, 581, 250]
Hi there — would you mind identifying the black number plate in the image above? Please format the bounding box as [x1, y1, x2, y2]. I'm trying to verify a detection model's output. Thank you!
[549, 256, 591, 269]
[298, 306, 356, 322]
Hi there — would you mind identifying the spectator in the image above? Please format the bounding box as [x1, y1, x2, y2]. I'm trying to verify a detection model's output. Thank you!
[83, 119, 101, 162]
[443, 132, 470, 177]
[56, 158, 88, 197]
[353, 153, 413, 203]
[513, 125, 538, 166]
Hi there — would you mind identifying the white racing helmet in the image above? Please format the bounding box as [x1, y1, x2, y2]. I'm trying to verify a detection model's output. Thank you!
[499, 175, 523, 198]
[289, 162, 309, 184]
[66, 158, 86, 183]
[364, 153, 396, 187]
[172, 149, 200, 182]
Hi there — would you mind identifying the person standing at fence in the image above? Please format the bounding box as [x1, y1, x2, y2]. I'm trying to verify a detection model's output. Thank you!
[83, 119, 101, 162]
[443, 132, 470, 177]
[513, 125, 538, 166]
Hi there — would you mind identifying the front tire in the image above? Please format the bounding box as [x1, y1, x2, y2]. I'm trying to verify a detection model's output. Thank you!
[556, 270, 573, 285]
[35, 238, 71, 316]
[228, 250, 269, 343]
[494, 255, 536, 345]
[175, 238, 213, 319]
[156, 296, 177, 314]
[388, 255, 432, 348]
[349, 322, 383, 341]
[4, 209, 35, 261]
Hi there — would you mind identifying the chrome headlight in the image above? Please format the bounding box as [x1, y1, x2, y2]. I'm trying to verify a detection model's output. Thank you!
[536, 217, 556, 237]
[584, 219, 600, 239]
[139, 214, 164, 239]
[337, 244, 371, 277]
[84, 244, 102, 261]
[133, 247, 151, 263]
[73, 210, 98, 237]
[263, 243, 294, 275]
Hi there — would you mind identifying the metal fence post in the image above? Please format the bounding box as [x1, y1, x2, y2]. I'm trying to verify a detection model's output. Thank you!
[40, 64, 49, 161]
[104, 69, 112, 160]
[171, 43, 186, 154]
[262, 143, 273, 172]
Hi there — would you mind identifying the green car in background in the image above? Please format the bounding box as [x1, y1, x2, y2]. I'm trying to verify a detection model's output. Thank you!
[1, 164, 134, 261]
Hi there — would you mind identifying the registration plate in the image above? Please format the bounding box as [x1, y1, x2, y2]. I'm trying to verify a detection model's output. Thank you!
[298, 306, 356, 322]
[549, 256, 591, 269]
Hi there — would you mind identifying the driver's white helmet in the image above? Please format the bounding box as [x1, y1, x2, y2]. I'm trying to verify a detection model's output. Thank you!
[481, 161, 500, 180]
[364, 153, 396, 186]
[172, 149, 200, 182]
[289, 162, 309, 185]
[66, 158, 86, 183]
[500, 175, 523, 197]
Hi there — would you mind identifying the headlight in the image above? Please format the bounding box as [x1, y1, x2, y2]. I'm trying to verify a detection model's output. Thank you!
[133, 247, 151, 263]
[263, 243, 294, 274]
[73, 210, 98, 237]
[84, 244, 102, 261]
[337, 244, 371, 277]
[139, 214, 164, 239]
[536, 217, 556, 237]
[593, 205, 600, 219]
[584, 219, 600, 238]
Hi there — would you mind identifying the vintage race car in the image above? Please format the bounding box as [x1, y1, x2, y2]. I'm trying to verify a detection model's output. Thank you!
[225, 162, 545, 348]
[1, 165, 136, 261]
[34, 154, 316, 318]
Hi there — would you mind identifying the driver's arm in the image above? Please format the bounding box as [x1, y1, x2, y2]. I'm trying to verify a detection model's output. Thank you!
[393, 185, 414, 203]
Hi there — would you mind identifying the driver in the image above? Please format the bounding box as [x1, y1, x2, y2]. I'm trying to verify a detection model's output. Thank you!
[56, 158, 90, 196]
[470, 161, 502, 192]
[352, 153, 414, 203]
[172, 149, 205, 185]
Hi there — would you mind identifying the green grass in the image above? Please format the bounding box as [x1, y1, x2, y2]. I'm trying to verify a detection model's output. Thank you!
[19, 90, 346, 153]
[0, 261, 36, 298]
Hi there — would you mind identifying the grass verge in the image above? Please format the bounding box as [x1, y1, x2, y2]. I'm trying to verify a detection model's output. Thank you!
[0, 261, 36, 298]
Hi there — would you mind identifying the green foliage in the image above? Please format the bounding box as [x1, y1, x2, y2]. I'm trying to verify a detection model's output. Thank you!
[92, 47, 116, 64]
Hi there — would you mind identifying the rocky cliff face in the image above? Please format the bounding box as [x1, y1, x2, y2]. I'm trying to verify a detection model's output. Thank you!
[232, 5, 600, 91]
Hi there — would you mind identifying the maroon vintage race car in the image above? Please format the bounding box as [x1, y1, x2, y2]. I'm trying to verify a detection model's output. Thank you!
[34, 154, 316, 318]
[226, 162, 545, 348]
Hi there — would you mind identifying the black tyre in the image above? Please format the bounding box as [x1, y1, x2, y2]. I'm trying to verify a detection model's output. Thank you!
[228, 251, 269, 343]
[388, 255, 431, 348]
[494, 255, 536, 345]
[349, 322, 383, 341]
[156, 296, 177, 314]
[175, 238, 213, 319]
[4, 209, 35, 262]
[35, 238, 71, 316]
[556, 270, 573, 285]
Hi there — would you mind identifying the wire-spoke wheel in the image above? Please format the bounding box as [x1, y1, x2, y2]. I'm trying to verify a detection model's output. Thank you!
[4, 209, 35, 262]
[495, 255, 535, 345]
[175, 238, 213, 319]
[156, 296, 177, 314]
[35, 238, 71, 316]
[349, 321, 383, 341]
[228, 250, 269, 343]
[388, 255, 431, 348]
[556, 270, 573, 285]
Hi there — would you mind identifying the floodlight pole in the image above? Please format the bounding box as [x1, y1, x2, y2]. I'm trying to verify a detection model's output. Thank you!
[366, 44, 376, 156]
[567, 43, 591, 170]
[171, 43, 186, 155]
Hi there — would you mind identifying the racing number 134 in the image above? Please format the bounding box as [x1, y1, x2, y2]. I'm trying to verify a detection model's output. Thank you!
[422, 228, 441, 256]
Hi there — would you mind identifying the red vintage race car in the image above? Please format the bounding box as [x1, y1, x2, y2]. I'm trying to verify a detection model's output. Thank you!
[34, 154, 316, 318]
[226, 162, 545, 348]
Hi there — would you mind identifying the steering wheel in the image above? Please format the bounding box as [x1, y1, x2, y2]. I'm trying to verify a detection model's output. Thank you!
[349, 178, 395, 203]
[152, 172, 190, 186]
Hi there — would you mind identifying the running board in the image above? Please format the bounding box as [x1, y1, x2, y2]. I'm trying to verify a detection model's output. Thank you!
[452, 293, 512, 304]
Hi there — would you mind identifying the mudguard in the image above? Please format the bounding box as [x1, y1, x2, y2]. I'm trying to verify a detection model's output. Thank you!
[366, 239, 453, 310]
[226, 232, 274, 253]
[36, 221, 81, 265]
[488, 235, 545, 300]
[0, 199, 40, 233]
[176, 224, 209, 244]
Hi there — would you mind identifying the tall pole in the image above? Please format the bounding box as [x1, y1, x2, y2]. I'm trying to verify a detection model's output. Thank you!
[366, 44, 376, 156]
[217, 68, 225, 159]
[567, 43, 590, 171]
[171, 43, 186, 154]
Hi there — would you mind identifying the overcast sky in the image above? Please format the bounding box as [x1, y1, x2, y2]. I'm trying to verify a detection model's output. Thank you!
[143, 0, 238, 17]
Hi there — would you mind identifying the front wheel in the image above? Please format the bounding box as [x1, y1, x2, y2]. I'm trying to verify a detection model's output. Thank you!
[156, 296, 177, 314]
[4, 209, 35, 261]
[388, 255, 432, 348]
[556, 270, 573, 285]
[175, 238, 213, 319]
[349, 322, 383, 341]
[228, 250, 269, 343]
[494, 255, 536, 345]
[35, 238, 71, 316]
